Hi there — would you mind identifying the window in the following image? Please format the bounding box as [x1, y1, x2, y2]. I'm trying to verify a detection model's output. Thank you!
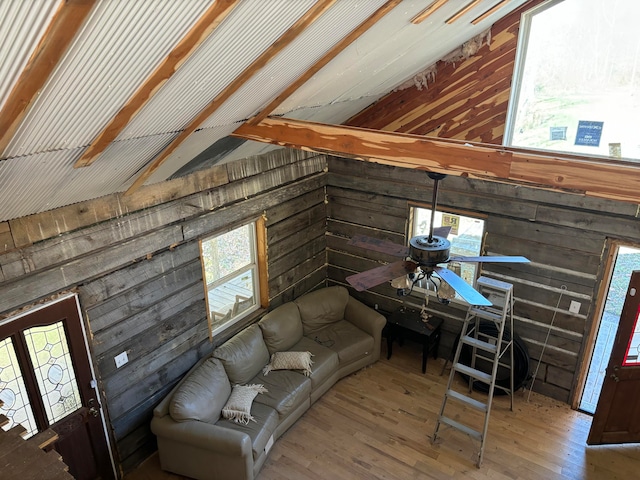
[410, 206, 486, 301]
[505, 0, 640, 162]
[200, 219, 266, 338]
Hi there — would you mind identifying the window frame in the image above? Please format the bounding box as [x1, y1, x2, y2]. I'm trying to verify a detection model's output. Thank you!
[199, 216, 268, 340]
[504, 0, 640, 162]
[503, 0, 561, 149]
[408, 203, 487, 305]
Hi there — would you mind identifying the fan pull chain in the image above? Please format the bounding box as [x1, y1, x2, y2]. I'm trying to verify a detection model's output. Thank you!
[527, 285, 567, 402]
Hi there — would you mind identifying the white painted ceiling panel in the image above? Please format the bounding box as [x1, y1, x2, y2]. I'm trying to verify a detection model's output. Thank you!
[200, 0, 390, 128]
[284, 96, 383, 126]
[46, 133, 179, 208]
[214, 142, 283, 166]
[145, 124, 238, 185]
[277, 0, 529, 115]
[0, 0, 61, 113]
[5, 0, 215, 157]
[0, 133, 178, 221]
[118, 0, 317, 141]
[0, 148, 83, 220]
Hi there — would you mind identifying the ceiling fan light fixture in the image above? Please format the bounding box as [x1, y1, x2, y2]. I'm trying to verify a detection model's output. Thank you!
[390, 275, 411, 290]
[438, 263, 461, 301]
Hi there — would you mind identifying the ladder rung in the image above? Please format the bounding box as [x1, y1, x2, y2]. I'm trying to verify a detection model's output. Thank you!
[469, 308, 504, 321]
[494, 384, 511, 393]
[439, 416, 483, 441]
[454, 363, 493, 383]
[446, 389, 488, 412]
[461, 335, 498, 354]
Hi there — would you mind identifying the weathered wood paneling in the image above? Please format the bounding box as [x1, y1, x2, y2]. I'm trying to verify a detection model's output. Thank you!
[0, 222, 13, 254]
[0, 149, 328, 474]
[335, 0, 639, 407]
[325, 156, 627, 404]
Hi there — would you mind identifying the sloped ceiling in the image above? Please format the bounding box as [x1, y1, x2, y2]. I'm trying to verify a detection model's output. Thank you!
[0, 0, 530, 223]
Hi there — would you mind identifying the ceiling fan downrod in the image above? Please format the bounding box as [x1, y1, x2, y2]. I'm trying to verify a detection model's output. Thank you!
[427, 172, 447, 243]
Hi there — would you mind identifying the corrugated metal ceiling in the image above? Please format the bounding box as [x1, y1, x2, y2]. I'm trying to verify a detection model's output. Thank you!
[0, 0, 530, 223]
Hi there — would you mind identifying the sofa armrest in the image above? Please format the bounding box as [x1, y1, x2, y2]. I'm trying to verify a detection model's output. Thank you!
[344, 296, 386, 361]
[151, 415, 252, 457]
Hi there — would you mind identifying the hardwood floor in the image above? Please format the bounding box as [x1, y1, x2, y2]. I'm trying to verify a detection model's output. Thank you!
[127, 341, 639, 480]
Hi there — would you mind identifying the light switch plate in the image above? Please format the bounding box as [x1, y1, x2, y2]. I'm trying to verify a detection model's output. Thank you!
[114, 351, 129, 368]
[569, 300, 581, 314]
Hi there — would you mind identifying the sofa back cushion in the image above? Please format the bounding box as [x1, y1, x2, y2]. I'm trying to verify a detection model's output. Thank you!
[213, 324, 270, 384]
[169, 357, 230, 423]
[258, 302, 303, 354]
[294, 286, 349, 336]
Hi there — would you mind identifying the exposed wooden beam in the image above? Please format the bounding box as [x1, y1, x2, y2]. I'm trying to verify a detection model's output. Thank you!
[248, 0, 402, 125]
[236, 117, 512, 178]
[0, 0, 96, 156]
[125, 0, 338, 195]
[446, 0, 482, 24]
[472, 0, 512, 25]
[411, 0, 449, 24]
[233, 117, 640, 204]
[74, 0, 239, 168]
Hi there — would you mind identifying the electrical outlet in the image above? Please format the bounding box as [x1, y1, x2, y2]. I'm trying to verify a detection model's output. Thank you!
[569, 300, 581, 314]
[114, 351, 129, 368]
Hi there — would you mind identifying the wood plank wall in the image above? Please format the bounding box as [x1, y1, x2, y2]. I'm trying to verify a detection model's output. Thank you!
[337, 0, 624, 402]
[0, 149, 328, 474]
[326, 156, 640, 404]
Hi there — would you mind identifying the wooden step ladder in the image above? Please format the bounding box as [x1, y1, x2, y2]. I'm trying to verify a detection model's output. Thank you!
[433, 276, 515, 467]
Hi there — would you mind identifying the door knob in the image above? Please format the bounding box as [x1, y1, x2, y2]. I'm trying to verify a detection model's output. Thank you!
[88, 406, 100, 417]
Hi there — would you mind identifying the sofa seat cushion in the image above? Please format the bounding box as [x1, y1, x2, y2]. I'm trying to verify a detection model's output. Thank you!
[252, 370, 311, 419]
[290, 336, 339, 390]
[294, 286, 349, 335]
[169, 357, 230, 423]
[258, 302, 303, 355]
[312, 320, 374, 364]
[215, 401, 278, 461]
[213, 324, 270, 384]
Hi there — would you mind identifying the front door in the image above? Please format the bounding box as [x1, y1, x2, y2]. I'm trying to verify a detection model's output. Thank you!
[587, 270, 640, 444]
[0, 294, 114, 478]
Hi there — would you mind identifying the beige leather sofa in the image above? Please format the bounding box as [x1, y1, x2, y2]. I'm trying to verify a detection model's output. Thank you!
[151, 286, 386, 480]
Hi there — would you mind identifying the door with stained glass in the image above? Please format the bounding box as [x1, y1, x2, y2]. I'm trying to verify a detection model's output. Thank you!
[0, 295, 113, 479]
[588, 270, 640, 445]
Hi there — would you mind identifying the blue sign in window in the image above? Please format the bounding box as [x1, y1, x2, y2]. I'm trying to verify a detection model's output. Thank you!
[575, 121, 603, 147]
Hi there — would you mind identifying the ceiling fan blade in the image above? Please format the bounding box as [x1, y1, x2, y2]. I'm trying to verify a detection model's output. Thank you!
[348, 234, 409, 257]
[346, 260, 416, 292]
[449, 255, 530, 263]
[434, 266, 492, 306]
[432, 226, 452, 238]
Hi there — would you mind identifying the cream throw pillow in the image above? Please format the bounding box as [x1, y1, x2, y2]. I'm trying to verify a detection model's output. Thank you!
[221, 384, 267, 425]
[262, 351, 313, 377]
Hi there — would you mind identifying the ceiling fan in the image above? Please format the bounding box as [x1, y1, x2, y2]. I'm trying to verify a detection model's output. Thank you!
[345, 172, 530, 306]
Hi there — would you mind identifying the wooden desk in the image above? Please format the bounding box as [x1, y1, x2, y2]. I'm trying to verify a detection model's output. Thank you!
[386, 306, 443, 374]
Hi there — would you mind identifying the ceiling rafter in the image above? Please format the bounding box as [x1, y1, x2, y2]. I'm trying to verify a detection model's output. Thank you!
[73, 0, 240, 168]
[472, 0, 512, 25]
[124, 0, 338, 196]
[446, 0, 483, 24]
[0, 0, 96, 156]
[411, 0, 449, 24]
[233, 117, 640, 204]
[247, 0, 403, 126]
